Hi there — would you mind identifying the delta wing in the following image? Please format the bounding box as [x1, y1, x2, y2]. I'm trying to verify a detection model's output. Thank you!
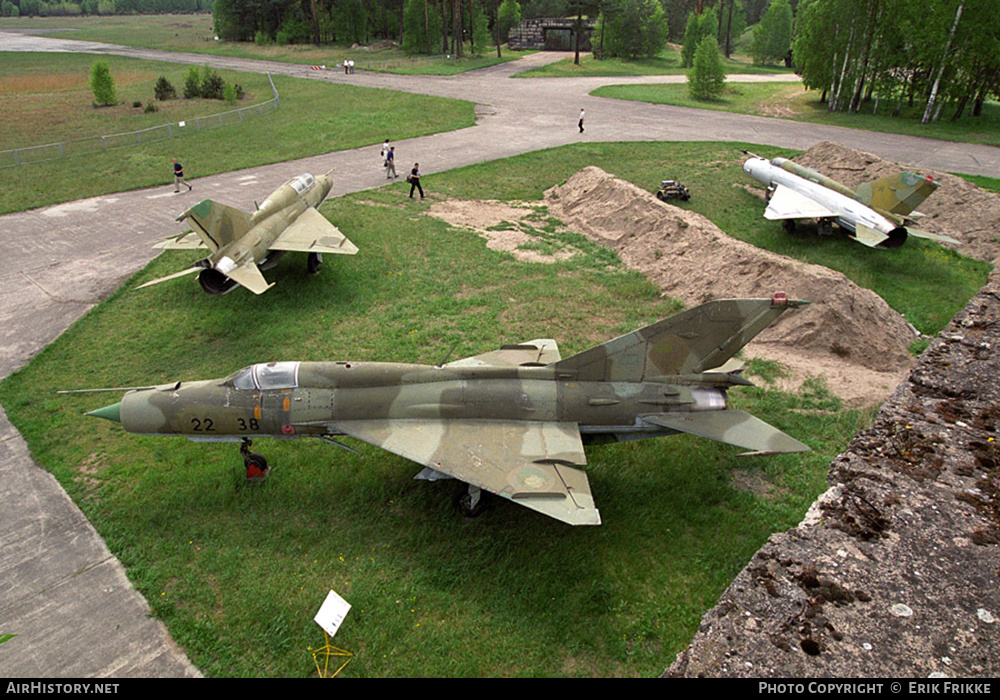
[268, 207, 359, 255]
[764, 185, 838, 220]
[332, 418, 599, 525]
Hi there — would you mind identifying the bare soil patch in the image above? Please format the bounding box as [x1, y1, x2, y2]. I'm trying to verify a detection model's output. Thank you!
[427, 198, 578, 264]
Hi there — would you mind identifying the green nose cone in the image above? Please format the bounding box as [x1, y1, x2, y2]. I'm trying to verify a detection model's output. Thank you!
[87, 402, 122, 423]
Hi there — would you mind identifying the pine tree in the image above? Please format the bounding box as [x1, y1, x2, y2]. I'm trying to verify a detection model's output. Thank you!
[184, 66, 201, 99]
[688, 35, 727, 100]
[750, 0, 792, 66]
[90, 61, 117, 107]
[497, 0, 521, 43]
[154, 76, 176, 101]
[596, 0, 668, 60]
[681, 8, 717, 68]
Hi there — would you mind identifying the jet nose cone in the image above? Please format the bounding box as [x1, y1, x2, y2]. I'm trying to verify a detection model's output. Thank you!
[743, 158, 770, 185]
[87, 401, 122, 423]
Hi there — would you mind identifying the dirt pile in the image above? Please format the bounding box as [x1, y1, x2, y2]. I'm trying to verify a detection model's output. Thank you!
[794, 141, 1000, 265]
[542, 167, 916, 405]
[665, 272, 1000, 678]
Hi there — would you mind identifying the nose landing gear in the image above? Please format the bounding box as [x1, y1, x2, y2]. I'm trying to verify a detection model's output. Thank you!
[241, 438, 269, 480]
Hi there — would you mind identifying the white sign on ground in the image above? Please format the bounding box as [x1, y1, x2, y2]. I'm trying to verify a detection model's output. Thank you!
[314, 590, 352, 638]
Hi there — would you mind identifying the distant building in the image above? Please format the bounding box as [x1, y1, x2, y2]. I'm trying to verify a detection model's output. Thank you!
[507, 18, 596, 51]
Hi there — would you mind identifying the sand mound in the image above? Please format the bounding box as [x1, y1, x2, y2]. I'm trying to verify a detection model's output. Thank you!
[794, 141, 1000, 265]
[543, 167, 917, 405]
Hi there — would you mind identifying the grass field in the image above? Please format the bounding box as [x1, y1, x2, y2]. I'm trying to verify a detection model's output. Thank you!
[592, 82, 1000, 149]
[1, 14, 529, 74]
[0, 52, 474, 214]
[1, 140, 991, 677]
[6, 13, 996, 148]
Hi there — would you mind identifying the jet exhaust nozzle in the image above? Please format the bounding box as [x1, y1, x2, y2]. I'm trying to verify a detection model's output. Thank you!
[880, 227, 908, 249]
[198, 268, 239, 295]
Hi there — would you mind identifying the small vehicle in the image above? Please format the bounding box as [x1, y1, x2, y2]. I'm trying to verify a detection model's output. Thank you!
[656, 179, 691, 201]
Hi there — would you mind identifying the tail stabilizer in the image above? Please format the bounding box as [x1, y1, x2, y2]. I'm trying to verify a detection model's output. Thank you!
[642, 410, 810, 454]
[854, 172, 941, 217]
[176, 199, 253, 252]
[907, 228, 960, 245]
[551, 296, 807, 382]
[224, 261, 274, 295]
[137, 265, 202, 290]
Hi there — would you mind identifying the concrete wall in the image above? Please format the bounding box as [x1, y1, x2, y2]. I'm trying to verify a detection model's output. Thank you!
[508, 17, 596, 51]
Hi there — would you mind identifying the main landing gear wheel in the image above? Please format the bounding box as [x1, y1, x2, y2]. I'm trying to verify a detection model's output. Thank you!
[241, 438, 269, 480]
[307, 252, 323, 274]
[452, 483, 490, 518]
[782, 219, 797, 235]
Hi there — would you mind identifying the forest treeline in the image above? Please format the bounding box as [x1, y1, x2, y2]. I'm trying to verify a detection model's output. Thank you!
[2, 0, 995, 123]
[794, 0, 998, 123]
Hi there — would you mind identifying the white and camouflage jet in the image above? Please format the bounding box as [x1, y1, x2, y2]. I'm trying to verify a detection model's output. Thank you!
[742, 152, 956, 249]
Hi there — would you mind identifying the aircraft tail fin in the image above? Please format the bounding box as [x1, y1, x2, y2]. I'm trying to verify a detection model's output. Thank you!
[551, 296, 807, 382]
[176, 199, 253, 253]
[854, 172, 941, 217]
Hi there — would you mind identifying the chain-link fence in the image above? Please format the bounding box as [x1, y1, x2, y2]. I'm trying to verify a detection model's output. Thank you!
[0, 74, 280, 169]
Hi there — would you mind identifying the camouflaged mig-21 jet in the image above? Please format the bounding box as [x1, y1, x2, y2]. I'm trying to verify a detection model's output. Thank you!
[84, 296, 810, 526]
[139, 173, 357, 295]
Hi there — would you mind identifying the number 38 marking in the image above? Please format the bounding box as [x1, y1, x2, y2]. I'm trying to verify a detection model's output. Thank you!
[238, 417, 260, 431]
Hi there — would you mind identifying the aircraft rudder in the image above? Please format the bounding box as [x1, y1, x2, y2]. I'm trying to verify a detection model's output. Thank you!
[856, 172, 940, 217]
[552, 295, 806, 381]
[179, 199, 252, 250]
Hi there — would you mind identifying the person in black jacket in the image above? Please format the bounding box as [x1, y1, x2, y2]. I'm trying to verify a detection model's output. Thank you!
[172, 158, 192, 193]
[408, 163, 424, 199]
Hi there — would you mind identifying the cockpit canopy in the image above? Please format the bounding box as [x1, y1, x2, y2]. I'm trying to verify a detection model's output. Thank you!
[230, 362, 300, 390]
[289, 174, 315, 195]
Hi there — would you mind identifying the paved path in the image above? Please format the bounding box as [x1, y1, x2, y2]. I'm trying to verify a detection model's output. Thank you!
[1, 30, 997, 678]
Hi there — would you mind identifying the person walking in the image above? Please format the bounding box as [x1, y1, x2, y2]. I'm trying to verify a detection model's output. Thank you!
[408, 163, 424, 199]
[172, 158, 192, 192]
[578, 108, 585, 133]
[385, 146, 397, 179]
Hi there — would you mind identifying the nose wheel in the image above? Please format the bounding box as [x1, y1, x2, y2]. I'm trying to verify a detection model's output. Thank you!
[241, 438, 269, 480]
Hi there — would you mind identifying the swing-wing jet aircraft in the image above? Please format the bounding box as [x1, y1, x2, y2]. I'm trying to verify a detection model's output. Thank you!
[139, 173, 357, 295]
[84, 296, 810, 526]
[741, 152, 956, 249]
